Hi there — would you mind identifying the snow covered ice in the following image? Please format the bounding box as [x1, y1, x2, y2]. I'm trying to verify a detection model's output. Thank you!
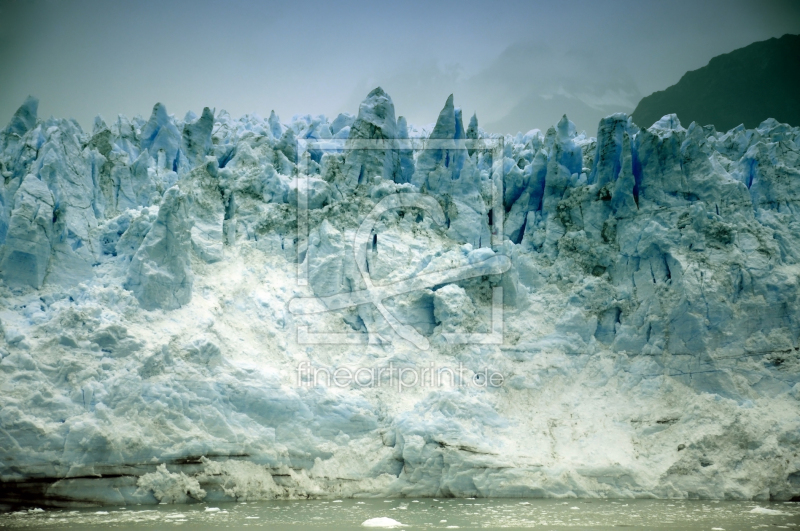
[1, 87, 800, 507]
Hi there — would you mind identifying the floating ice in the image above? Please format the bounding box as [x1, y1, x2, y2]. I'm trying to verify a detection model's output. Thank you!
[362, 517, 405, 528]
[748, 506, 791, 515]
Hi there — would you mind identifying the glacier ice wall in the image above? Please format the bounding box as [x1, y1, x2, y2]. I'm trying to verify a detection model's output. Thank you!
[1, 89, 799, 507]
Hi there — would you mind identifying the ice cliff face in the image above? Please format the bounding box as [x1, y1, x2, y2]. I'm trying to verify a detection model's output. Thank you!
[1, 89, 799, 507]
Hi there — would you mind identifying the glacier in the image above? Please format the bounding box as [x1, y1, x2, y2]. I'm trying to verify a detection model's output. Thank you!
[1, 88, 800, 507]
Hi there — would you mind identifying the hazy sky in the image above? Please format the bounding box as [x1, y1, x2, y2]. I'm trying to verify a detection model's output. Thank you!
[1, 0, 799, 135]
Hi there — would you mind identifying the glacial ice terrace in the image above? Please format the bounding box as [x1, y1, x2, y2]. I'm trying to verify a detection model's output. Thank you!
[0, 87, 799, 506]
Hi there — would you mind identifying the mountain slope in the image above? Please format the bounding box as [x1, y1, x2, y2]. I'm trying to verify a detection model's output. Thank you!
[632, 34, 800, 130]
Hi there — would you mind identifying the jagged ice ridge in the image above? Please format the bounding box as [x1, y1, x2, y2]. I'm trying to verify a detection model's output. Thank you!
[1, 88, 800, 506]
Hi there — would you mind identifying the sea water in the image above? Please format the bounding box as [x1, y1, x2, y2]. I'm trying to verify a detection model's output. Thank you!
[2, 498, 799, 530]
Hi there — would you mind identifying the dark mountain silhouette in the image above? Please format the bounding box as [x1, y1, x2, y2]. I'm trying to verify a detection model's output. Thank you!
[632, 34, 800, 131]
